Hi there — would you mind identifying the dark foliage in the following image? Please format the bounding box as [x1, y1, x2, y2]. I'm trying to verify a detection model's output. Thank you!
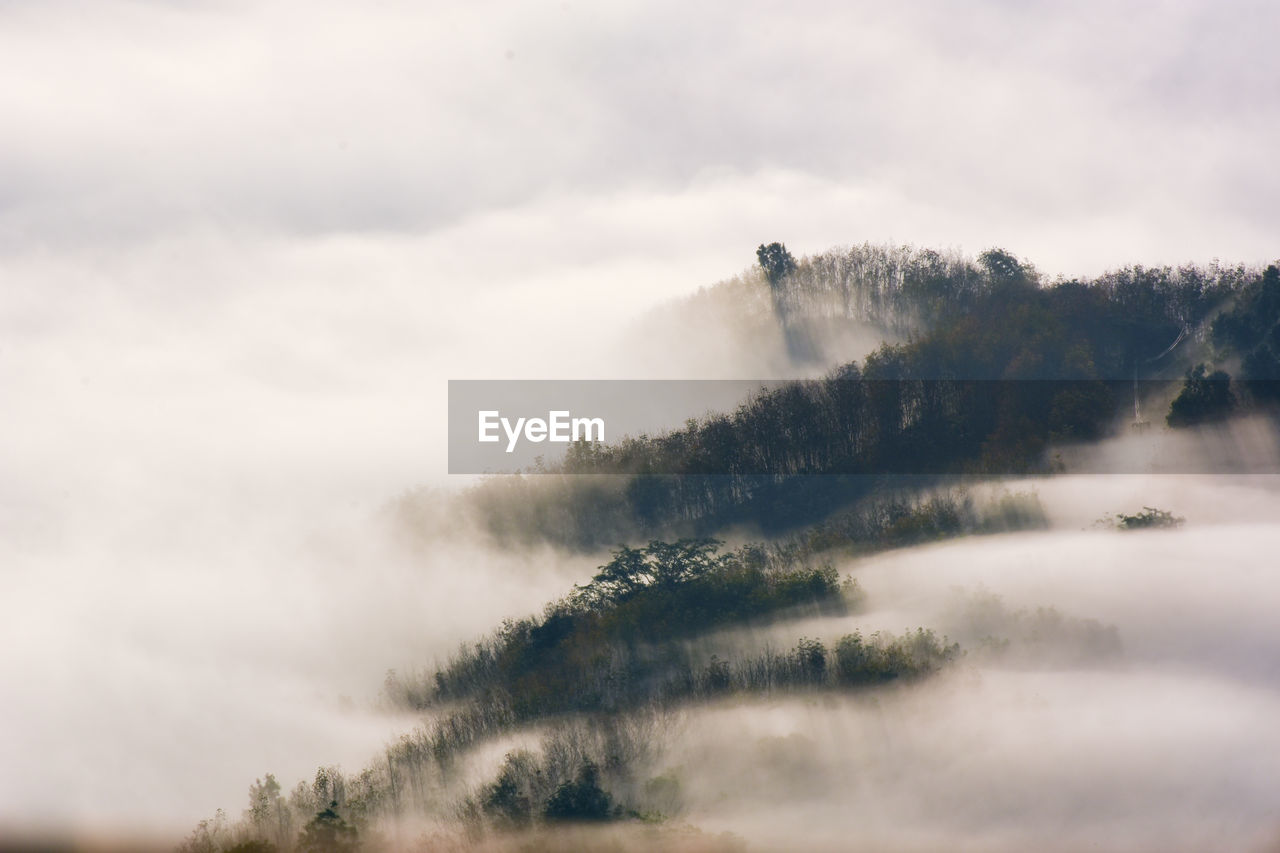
[1213, 264, 1280, 401]
[756, 242, 798, 285]
[833, 629, 958, 683]
[543, 369, 1118, 540]
[543, 762, 614, 822]
[1114, 507, 1185, 530]
[426, 539, 845, 719]
[191, 248, 1275, 849]
[482, 752, 538, 828]
[1167, 364, 1236, 427]
[195, 538, 958, 849]
[786, 488, 1046, 558]
[463, 628, 956, 833]
[439, 249, 1275, 550]
[296, 802, 359, 853]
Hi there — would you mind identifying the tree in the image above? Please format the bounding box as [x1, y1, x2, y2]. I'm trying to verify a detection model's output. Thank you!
[245, 774, 287, 849]
[1240, 264, 1280, 397]
[1115, 506, 1184, 530]
[1212, 263, 1280, 396]
[482, 752, 536, 827]
[1167, 364, 1235, 427]
[792, 637, 827, 681]
[544, 762, 614, 822]
[297, 802, 359, 853]
[756, 242, 797, 286]
[978, 247, 1034, 291]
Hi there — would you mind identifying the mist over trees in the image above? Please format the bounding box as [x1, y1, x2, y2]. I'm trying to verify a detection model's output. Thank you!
[185, 243, 1278, 852]
[753, 242, 1251, 337]
[418, 538, 852, 719]
[185, 534, 960, 851]
[415, 246, 1276, 551]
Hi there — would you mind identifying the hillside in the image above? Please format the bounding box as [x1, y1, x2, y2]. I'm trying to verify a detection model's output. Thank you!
[406, 245, 1277, 550]
[179, 244, 1280, 852]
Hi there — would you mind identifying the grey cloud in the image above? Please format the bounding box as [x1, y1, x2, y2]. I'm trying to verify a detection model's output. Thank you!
[2, 0, 1278, 252]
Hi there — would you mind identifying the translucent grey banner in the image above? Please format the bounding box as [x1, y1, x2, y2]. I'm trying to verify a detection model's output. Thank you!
[449, 380, 785, 474]
[448, 379, 1280, 475]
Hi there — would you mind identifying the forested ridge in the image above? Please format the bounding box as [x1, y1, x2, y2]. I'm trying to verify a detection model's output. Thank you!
[183, 538, 961, 853]
[419, 244, 1279, 550]
[183, 243, 1277, 852]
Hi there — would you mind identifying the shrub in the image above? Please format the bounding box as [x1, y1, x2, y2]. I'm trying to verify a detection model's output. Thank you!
[544, 762, 614, 823]
[1115, 506, 1185, 530]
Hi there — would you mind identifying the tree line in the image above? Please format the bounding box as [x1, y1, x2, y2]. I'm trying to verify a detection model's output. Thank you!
[185, 536, 959, 850]
[425, 247, 1275, 548]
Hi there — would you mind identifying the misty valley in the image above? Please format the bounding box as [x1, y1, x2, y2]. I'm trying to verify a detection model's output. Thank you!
[155, 244, 1280, 853]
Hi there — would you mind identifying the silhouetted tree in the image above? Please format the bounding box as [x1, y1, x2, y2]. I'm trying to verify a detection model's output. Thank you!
[757, 242, 798, 286]
[297, 801, 359, 853]
[544, 762, 613, 822]
[1115, 506, 1184, 529]
[431, 246, 1277, 548]
[1213, 264, 1280, 400]
[482, 752, 536, 827]
[1167, 364, 1235, 427]
[792, 637, 827, 681]
[978, 247, 1032, 287]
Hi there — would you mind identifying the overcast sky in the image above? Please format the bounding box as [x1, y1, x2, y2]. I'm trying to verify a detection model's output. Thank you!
[4, 0, 1278, 492]
[4, 1, 1278, 257]
[2, 0, 1279, 835]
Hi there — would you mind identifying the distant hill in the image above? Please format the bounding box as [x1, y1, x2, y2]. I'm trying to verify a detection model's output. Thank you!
[411, 245, 1275, 549]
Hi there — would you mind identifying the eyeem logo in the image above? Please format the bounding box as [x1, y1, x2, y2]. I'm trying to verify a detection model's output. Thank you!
[478, 410, 606, 453]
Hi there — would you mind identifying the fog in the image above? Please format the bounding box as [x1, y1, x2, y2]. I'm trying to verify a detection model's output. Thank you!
[5, 0, 1280, 848]
[852, 475, 1280, 685]
[545, 474, 1280, 852]
[354, 471, 1280, 852]
[668, 668, 1280, 852]
[9, 396, 1280, 847]
[7, 261, 1280, 846]
[0, 483, 607, 837]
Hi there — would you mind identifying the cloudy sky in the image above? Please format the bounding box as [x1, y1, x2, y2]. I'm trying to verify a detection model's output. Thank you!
[2, 0, 1279, 837]
[4, 0, 1278, 492]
